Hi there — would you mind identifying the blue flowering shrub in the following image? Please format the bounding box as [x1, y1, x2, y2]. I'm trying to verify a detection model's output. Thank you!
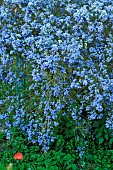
[0, 0, 113, 153]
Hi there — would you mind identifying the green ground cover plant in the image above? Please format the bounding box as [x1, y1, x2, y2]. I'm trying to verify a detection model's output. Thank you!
[0, 131, 113, 170]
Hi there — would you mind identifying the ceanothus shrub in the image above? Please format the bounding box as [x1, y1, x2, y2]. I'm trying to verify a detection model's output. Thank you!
[0, 0, 113, 151]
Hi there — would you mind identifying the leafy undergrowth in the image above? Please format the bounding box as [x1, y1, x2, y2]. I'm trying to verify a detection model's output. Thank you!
[0, 132, 113, 170]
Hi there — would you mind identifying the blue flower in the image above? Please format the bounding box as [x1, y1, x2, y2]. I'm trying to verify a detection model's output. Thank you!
[0, 0, 113, 151]
[0, 100, 3, 104]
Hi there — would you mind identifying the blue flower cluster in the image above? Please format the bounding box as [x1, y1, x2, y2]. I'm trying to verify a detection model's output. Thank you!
[0, 0, 113, 151]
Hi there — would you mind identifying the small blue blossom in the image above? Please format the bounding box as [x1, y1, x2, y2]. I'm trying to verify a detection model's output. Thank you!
[0, 0, 113, 151]
[0, 100, 3, 104]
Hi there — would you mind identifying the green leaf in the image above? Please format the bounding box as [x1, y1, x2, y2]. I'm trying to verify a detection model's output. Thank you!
[92, 121, 99, 127]
[66, 164, 77, 170]
[107, 164, 112, 168]
[104, 128, 107, 133]
[71, 164, 77, 170]
[99, 137, 104, 144]
[104, 134, 109, 140]
[109, 138, 113, 145]
[96, 132, 102, 138]
[0, 164, 6, 170]
[63, 154, 72, 161]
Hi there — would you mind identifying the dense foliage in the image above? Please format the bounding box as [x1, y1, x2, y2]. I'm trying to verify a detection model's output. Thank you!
[0, 0, 113, 156]
[0, 131, 113, 169]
